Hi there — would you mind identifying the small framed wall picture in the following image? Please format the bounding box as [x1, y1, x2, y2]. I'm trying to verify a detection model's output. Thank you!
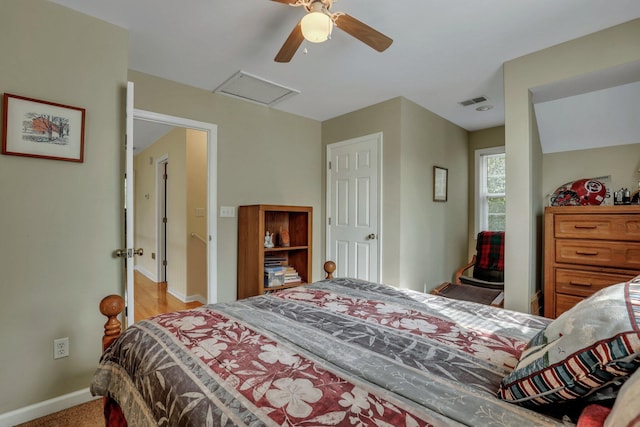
[433, 165, 448, 202]
[2, 93, 86, 162]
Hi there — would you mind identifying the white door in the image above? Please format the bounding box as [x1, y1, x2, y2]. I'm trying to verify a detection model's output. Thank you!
[124, 81, 136, 325]
[326, 133, 382, 282]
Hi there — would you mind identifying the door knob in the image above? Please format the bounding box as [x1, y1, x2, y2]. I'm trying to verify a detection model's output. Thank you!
[115, 248, 144, 258]
[367, 233, 377, 240]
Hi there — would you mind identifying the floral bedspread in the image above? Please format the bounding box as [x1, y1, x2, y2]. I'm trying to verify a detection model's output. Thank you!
[91, 278, 564, 426]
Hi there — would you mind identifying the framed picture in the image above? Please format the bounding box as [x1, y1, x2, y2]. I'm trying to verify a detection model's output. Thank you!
[2, 93, 85, 162]
[433, 165, 448, 202]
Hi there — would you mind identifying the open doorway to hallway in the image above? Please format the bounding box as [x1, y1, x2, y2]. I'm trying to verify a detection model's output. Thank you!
[133, 122, 209, 319]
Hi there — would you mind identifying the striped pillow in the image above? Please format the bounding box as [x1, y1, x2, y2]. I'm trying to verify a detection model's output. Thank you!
[498, 277, 640, 405]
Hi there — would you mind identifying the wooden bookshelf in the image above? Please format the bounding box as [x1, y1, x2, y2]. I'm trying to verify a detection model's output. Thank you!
[237, 205, 312, 299]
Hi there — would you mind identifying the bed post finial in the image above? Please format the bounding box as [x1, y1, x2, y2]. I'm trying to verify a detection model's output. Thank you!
[100, 295, 125, 351]
[324, 261, 336, 279]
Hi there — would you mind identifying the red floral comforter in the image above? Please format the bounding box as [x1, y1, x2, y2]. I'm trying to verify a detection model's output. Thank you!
[91, 277, 562, 426]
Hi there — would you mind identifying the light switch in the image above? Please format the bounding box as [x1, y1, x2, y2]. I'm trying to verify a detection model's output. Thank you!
[220, 206, 235, 217]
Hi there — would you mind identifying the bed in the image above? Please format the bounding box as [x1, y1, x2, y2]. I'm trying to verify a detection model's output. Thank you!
[91, 263, 640, 426]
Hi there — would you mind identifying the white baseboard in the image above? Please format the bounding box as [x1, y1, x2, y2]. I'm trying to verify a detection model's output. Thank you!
[135, 268, 205, 305]
[0, 388, 99, 427]
[135, 264, 157, 282]
[187, 294, 207, 305]
[166, 287, 184, 302]
[166, 287, 206, 305]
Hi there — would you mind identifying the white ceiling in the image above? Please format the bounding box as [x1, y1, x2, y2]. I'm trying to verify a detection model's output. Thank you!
[132, 120, 174, 153]
[534, 80, 640, 154]
[49, 0, 640, 151]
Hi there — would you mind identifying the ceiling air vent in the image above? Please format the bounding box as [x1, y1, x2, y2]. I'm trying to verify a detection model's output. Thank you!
[459, 96, 488, 107]
[214, 71, 300, 106]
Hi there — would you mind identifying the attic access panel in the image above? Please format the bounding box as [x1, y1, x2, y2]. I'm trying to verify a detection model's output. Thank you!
[214, 71, 300, 106]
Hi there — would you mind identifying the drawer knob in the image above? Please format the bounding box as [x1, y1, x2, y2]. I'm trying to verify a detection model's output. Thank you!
[574, 225, 598, 229]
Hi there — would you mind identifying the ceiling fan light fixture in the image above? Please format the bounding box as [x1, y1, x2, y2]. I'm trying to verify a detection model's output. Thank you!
[301, 10, 333, 43]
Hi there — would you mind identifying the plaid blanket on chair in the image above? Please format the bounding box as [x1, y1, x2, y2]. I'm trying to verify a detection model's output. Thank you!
[475, 231, 505, 272]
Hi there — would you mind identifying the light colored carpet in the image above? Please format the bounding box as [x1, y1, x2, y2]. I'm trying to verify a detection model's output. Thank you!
[15, 398, 103, 427]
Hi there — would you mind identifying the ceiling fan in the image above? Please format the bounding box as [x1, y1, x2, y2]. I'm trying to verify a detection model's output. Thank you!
[271, 0, 393, 63]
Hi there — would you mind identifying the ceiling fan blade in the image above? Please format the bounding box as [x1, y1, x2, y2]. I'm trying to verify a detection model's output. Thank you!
[275, 22, 304, 63]
[271, 0, 298, 4]
[334, 14, 393, 52]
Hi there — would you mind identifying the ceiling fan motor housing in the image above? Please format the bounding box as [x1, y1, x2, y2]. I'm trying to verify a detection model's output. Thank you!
[273, 0, 393, 62]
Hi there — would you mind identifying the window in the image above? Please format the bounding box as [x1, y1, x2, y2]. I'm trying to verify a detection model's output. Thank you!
[475, 147, 505, 234]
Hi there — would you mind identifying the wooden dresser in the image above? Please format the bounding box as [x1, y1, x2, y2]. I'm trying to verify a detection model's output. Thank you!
[544, 205, 640, 318]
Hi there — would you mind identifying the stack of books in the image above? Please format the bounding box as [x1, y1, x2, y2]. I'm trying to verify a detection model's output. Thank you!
[283, 265, 301, 284]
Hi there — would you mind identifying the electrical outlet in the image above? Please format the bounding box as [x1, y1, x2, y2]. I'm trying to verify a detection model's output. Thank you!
[54, 337, 69, 359]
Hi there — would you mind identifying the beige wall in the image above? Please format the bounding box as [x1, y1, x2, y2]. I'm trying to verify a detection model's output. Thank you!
[503, 19, 640, 312]
[134, 137, 165, 280]
[128, 70, 323, 303]
[0, 0, 127, 414]
[134, 128, 189, 298]
[322, 97, 469, 291]
[186, 129, 208, 300]
[399, 99, 469, 289]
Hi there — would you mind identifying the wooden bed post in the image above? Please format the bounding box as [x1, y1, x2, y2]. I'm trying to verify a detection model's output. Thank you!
[324, 261, 336, 279]
[100, 295, 125, 351]
[99, 295, 127, 426]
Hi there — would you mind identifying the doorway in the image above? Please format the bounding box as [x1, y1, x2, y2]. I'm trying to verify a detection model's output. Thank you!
[128, 109, 218, 323]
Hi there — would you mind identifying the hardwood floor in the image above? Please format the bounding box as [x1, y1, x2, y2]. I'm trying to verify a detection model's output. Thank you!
[134, 270, 203, 321]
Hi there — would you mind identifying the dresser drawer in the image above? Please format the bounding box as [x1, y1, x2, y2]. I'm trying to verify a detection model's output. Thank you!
[555, 268, 633, 297]
[555, 214, 640, 241]
[555, 240, 640, 269]
[555, 294, 584, 318]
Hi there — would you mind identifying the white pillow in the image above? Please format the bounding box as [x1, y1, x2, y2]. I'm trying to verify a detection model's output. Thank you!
[605, 368, 640, 427]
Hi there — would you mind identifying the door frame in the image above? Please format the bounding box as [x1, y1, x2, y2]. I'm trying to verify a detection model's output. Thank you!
[156, 154, 169, 283]
[325, 132, 383, 281]
[132, 109, 219, 308]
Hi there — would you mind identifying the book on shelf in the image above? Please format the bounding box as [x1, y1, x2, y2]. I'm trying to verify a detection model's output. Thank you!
[264, 256, 287, 268]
